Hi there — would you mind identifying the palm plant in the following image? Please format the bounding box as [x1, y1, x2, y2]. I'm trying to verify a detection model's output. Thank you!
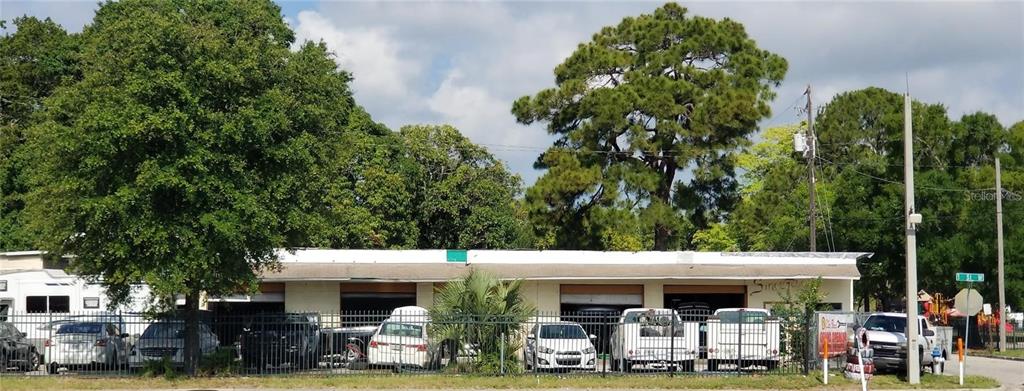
[429, 269, 534, 373]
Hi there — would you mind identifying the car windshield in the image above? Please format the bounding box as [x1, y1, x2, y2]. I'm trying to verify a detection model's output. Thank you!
[57, 323, 103, 334]
[864, 316, 907, 333]
[539, 324, 587, 339]
[379, 323, 423, 338]
[624, 311, 678, 324]
[142, 323, 185, 339]
[717, 311, 768, 324]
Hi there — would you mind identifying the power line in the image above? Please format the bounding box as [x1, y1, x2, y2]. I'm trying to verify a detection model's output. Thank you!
[815, 156, 997, 193]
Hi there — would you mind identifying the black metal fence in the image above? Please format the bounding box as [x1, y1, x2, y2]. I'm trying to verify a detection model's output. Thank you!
[1, 309, 824, 376]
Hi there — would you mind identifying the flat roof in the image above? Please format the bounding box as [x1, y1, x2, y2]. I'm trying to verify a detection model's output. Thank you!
[262, 249, 868, 282]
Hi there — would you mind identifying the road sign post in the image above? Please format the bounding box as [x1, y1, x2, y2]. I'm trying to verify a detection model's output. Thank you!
[955, 272, 983, 385]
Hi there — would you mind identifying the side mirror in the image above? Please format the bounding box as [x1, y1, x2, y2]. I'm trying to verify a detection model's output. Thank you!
[589, 334, 597, 340]
[120, 333, 130, 338]
[526, 334, 535, 339]
[20, 332, 27, 338]
[923, 329, 935, 337]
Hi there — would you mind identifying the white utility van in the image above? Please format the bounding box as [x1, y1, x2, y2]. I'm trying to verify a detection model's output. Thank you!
[367, 306, 432, 369]
[706, 308, 781, 371]
[609, 308, 699, 372]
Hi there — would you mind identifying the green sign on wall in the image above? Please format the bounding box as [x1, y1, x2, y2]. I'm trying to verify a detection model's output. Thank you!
[446, 249, 468, 263]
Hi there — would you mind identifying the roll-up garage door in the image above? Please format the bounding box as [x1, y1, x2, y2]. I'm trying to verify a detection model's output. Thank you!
[340, 282, 417, 315]
[559, 284, 643, 307]
[663, 284, 746, 313]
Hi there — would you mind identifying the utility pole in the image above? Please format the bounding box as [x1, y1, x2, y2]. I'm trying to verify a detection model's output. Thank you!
[996, 156, 1006, 352]
[806, 85, 816, 252]
[903, 90, 921, 384]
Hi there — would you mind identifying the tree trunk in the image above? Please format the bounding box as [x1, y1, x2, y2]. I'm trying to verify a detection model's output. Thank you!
[652, 157, 677, 251]
[184, 290, 200, 376]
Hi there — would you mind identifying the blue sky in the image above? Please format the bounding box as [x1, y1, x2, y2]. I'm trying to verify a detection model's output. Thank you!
[2, 1, 1022, 185]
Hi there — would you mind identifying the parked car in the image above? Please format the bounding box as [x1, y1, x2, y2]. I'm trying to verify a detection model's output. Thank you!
[525, 321, 597, 372]
[26, 313, 133, 364]
[320, 325, 377, 369]
[609, 308, 699, 372]
[706, 308, 781, 371]
[46, 322, 129, 373]
[239, 313, 320, 369]
[1, 321, 40, 371]
[367, 306, 432, 369]
[128, 321, 220, 368]
[861, 312, 950, 374]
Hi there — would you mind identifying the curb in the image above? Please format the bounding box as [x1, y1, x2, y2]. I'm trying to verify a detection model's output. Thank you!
[970, 353, 1024, 362]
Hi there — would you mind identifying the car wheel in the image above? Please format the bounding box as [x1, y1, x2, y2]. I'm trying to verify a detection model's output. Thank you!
[610, 357, 620, 372]
[679, 360, 695, 372]
[47, 363, 58, 375]
[21, 350, 40, 372]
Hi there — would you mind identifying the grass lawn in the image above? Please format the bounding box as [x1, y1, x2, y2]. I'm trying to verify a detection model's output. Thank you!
[0, 373, 999, 390]
[989, 349, 1024, 359]
[970, 348, 1024, 359]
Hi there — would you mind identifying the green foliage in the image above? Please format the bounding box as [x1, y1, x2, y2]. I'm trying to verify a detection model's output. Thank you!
[140, 357, 178, 380]
[400, 125, 525, 249]
[515, 3, 787, 250]
[18, 0, 364, 372]
[198, 348, 240, 376]
[721, 87, 1023, 310]
[726, 124, 809, 251]
[771, 278, 826, 361]
[428, 270, 534, 374]
[0, 16, 80, 251]
[691, 223, 738, 251]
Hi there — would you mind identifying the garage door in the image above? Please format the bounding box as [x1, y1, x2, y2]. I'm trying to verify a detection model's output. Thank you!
[559, 285, 643, 355]
[559, 284, 644, 307]
[663, 284, 746, 313]
[340, 282, 417, 315]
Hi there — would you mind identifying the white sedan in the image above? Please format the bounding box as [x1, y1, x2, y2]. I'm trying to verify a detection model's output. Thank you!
[526, 322, 598, 371]
[47, 322, 128, 373]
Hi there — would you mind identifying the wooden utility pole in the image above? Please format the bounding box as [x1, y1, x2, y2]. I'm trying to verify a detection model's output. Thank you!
[806, 85, 816, 252]
[996, 156, 1006, 352]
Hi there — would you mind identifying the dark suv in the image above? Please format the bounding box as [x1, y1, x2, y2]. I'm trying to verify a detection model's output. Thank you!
[0, 321, 40, 372]
[239, 313, 320, 370]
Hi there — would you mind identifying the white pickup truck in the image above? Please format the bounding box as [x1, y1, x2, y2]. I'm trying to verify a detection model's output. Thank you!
[861, 313, 952, 374]
[609, 308, 699, 372]
[706, 308, 781, 371]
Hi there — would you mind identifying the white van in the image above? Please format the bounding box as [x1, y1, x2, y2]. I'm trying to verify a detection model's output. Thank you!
[706, 308, 781, 371]
[609, 308, 699, 372]
[367, 306, 432, 368]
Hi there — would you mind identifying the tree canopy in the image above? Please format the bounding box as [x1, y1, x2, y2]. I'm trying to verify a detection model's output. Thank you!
[701, 88, 1024, 310]
[0, 16, 80, 251]
[513, 3, 787, 250]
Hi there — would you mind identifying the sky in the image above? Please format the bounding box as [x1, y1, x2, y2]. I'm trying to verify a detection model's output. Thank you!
[2, 0, 1022, 185]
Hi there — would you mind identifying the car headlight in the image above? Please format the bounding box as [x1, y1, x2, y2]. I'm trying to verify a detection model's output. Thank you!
[537, 346, 554, 354]
[582, 347, 596, 354]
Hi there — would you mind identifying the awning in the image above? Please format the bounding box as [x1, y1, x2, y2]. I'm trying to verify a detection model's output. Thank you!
[261, 262, 859, 282]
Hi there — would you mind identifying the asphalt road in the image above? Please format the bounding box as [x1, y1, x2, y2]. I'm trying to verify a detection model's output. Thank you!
[941, 355, 1024, 390]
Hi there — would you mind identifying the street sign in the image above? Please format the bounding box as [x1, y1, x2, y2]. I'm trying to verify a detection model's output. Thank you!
[956, 273, 984, 282]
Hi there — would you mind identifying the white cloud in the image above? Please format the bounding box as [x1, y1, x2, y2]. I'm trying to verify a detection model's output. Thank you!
[292, 10, 421, 109]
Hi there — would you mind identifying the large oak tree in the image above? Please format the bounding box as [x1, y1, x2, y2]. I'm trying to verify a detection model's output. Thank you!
[21, 0, 361, 372]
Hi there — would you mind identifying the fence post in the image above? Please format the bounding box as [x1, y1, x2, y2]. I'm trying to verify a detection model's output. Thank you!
[500, 331, 506, 375]
[803, 308, 812, 375]
[670, 312, 676, 377]
[736, 308, 744, 375]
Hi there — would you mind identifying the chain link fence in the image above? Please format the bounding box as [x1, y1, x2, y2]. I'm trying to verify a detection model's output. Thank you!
[1, 309, 825, 377]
